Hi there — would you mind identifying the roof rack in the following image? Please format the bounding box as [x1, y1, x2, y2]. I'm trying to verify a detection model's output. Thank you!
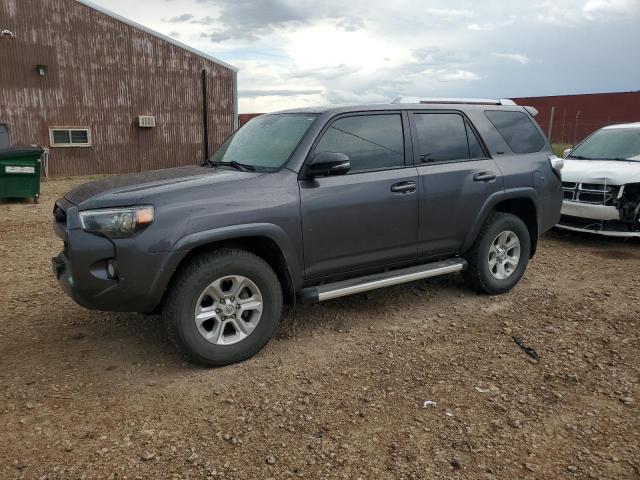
[391, 97, 517, 106]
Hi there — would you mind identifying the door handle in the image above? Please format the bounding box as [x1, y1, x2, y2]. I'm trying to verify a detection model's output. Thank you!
[473, 172, 497, 182]
[391, 181, 416, 193]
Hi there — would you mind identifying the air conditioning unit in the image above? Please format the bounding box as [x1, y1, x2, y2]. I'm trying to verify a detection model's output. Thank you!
[138, 115, 156, 128]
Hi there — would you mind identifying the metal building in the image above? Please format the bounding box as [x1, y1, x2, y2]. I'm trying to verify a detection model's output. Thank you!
[0, 0, 237, 176]
[513, 91, 640, 145]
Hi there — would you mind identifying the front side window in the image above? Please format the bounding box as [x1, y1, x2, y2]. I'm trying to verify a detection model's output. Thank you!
[569, 127, 640, 161]
[313, 114, 404, 173]
[413, 113, 485, 163]
[485, 110, 545, 154]
[49, 128, 91, 147]
[210, 114, 317, 170]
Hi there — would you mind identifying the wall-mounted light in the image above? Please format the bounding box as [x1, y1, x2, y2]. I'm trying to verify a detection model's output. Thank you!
[37, 65, 47, 77]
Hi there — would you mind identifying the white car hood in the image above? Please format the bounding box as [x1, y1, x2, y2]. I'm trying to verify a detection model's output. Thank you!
[562, 159, 640, 185]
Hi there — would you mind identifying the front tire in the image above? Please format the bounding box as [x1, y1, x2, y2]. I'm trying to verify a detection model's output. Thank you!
[463, 212, 531, 295]
[163, 249, 282, 366]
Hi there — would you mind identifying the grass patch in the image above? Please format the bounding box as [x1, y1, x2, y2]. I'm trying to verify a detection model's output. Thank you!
[552, 144, 572, 158]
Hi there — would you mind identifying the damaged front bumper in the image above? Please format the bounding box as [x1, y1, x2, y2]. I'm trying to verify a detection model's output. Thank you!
[556, 183, 640, 237]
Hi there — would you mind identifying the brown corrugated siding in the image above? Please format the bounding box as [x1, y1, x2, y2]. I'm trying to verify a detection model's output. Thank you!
[238, 113, 263, 127]
[513, 92, 640, 145]
[0, 0, 235, 176]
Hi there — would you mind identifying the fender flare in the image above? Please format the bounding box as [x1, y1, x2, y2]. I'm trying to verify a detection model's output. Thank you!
[148, 223, 302, 310]
[461, 188, 540, 253]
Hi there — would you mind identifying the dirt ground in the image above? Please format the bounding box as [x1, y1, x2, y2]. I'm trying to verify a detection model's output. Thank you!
[1, 176, 639, 480]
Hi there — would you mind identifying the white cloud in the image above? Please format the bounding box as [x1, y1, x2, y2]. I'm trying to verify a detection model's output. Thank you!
[89, 0, 640, 112]
[583, 0, 640, 20]
[491, 52, 532, 65]
[425, 8, 474, 17]
[535, 0, 640, 25]
[420, 69, 481, 82]
[467, 23, 493, 31]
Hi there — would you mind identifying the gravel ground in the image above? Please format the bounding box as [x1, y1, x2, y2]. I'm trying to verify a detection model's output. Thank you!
[1, 176, 639, 480]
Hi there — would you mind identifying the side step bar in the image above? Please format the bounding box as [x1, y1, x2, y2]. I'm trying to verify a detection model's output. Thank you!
[299, 258, 467, 303]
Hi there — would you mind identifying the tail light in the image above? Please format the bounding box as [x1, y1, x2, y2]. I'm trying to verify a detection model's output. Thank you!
[548, 155, 564, 180]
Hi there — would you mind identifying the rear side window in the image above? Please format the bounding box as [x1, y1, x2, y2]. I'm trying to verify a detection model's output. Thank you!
[485, 110, 545, 154]
[314, 114, 404, 173]
[412, 113, 486, 163]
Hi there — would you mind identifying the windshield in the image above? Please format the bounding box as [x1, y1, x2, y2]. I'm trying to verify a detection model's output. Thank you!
[209, 114, 318, 170]
[569, 127, 640, 161]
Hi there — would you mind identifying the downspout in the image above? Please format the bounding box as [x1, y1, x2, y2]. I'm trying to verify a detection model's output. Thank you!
[233, 70, 239, 130]
[201, 69, 210, 161]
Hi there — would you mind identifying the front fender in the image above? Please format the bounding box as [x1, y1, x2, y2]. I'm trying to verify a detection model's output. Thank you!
[147, 223, 303, 311]
[461, 188, 540, 253]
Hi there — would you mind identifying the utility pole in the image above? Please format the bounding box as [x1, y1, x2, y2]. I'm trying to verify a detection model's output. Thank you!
[548, 106, 555, 142]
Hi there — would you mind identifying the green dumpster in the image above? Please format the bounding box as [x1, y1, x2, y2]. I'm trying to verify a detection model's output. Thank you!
[0, 146, 44, 203]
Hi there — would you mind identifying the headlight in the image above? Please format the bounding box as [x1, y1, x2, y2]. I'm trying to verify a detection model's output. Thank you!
[79, 206, 154, 238]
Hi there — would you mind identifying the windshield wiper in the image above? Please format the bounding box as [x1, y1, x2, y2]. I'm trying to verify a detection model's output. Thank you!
[602, 157, 633, 161]
[205, 160, 256, 172]
[567, 155, 594, 160]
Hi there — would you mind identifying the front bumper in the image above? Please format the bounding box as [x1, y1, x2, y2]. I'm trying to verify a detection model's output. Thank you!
[52, 200, 181, 312]
[557, 201, 640, 237]
[560, 200, 619, 221]
[555, 223, 640, 237]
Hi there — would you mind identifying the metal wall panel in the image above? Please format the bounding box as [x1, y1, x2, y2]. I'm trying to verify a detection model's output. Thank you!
[0, 0, 235, 175]
[513, 92, 640, 145]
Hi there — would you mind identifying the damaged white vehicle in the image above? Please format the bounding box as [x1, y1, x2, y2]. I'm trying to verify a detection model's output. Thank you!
[558, 123, 640, 237]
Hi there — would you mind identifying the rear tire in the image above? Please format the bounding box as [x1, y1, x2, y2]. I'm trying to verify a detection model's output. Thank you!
[163, 248, 282, 366]
[463, 212, 531, 295]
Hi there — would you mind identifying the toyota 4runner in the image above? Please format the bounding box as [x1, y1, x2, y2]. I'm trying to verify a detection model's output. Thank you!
[52, 98, 563, 366]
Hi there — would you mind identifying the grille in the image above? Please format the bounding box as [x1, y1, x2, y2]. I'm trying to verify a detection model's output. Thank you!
[562, 182, 619, 205]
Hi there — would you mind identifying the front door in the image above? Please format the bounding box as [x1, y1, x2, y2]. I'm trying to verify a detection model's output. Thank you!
[300, 112, 419, 279]
[409, 111, 503, 257]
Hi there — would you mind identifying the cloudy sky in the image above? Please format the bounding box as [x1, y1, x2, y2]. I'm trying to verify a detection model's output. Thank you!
[91, 0, 639, 113]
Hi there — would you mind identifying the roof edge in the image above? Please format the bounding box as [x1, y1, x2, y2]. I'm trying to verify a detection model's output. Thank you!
[75, 0, 238, 72]
[512, 90, 639, 100]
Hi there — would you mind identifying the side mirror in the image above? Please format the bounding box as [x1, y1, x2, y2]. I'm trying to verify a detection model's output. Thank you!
[306, 151, 350, 177]
[563, 148, 572, 158]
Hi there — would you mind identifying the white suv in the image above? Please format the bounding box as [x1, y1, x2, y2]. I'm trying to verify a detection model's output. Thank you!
[558, 122, 640, 237]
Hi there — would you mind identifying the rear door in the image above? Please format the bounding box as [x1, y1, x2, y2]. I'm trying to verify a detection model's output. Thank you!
[410, 111, 503, 257]
[300, 112, 419, 279]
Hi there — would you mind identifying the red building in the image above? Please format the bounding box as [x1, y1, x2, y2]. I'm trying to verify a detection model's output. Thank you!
[0, 0, 237, 176]
[513, 91, 640, 145]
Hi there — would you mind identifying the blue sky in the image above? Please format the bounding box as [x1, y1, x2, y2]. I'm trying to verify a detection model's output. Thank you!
[91, 0, 640, 113]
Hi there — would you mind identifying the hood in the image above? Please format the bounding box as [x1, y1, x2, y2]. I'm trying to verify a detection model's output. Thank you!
[65, 165, 254, 207]
[562, 159, 640, 185]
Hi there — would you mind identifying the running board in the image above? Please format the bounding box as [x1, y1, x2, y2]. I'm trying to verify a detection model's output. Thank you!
[299, 258, 467, 303]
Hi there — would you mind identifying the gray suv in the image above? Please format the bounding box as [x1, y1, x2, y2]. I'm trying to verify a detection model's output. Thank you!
[52, 99, 563, 366]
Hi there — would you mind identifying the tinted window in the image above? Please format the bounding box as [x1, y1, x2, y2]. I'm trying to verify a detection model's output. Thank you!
[466, 123, 485, 159]
[413, 113, 478, 163]
[52, 130, 71, 144]
[71, 130, 89, 144]
[314, 114, 404, 172]
[485, 110, 545, 154]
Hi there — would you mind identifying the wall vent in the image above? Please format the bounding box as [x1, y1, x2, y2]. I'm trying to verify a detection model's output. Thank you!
[138, 115, 156, 128]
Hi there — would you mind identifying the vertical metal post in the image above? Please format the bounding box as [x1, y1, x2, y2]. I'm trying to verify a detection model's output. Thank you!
[233, 70, 239, 131]
[201, 69, 210, 161]
[548, 106, 555, 142]
[573, 110, 582, 146]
